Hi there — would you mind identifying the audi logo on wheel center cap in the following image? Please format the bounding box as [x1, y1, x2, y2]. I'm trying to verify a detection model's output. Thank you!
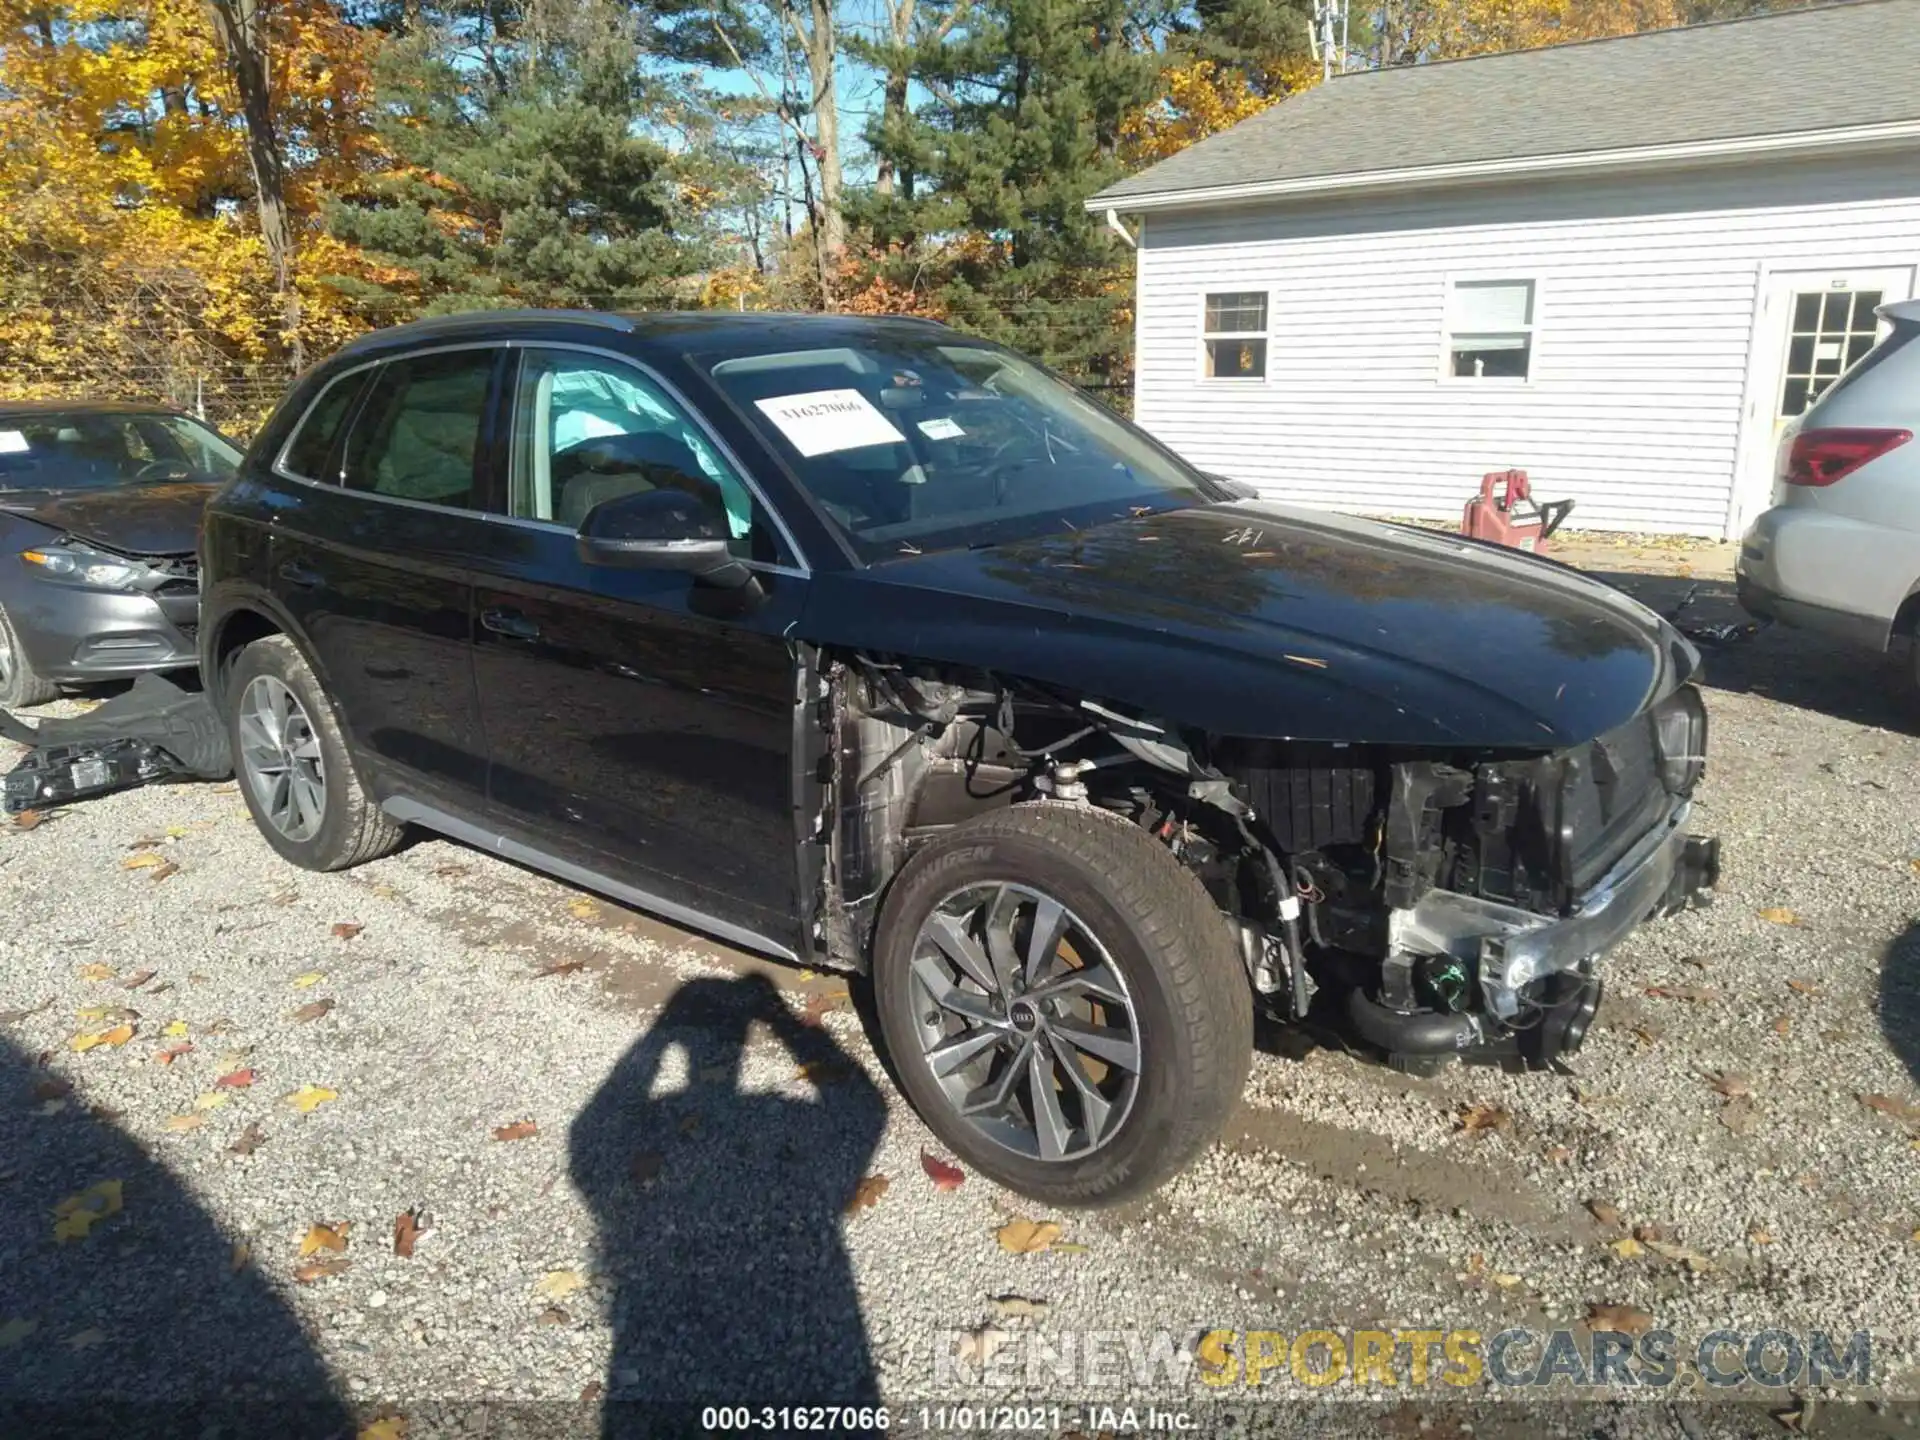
[1008, 999, 1040, 1033]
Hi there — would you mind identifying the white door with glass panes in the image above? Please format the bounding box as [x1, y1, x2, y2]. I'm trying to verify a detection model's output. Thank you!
[1732, 265, 1915, 534]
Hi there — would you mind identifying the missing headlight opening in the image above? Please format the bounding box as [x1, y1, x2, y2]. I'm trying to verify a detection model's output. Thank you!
[812, 650, 1717, 1074]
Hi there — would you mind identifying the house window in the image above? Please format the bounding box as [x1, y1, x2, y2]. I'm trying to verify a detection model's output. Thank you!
[1203, 292, 1268, 379]
[1448, 279, 1535, 380]
[1779, 288, 1884, 417]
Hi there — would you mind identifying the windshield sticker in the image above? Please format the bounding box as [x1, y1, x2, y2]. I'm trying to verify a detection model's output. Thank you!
[0, 430, 27, 454]
[916, 416, 964, 441]
[754, 389, 905, 457]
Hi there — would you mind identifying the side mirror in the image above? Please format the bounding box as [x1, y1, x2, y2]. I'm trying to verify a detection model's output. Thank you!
[575, 487, 752, 589]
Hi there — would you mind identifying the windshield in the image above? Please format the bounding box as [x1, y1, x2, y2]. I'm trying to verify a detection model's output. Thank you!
[0, 412, 241, 492]
[699, 337, 1215, 560]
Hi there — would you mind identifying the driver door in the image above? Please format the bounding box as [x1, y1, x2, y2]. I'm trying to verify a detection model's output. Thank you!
[466, 346, 808, 951]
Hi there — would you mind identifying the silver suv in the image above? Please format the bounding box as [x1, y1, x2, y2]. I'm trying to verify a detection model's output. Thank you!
[1738, 299, 1920, 666]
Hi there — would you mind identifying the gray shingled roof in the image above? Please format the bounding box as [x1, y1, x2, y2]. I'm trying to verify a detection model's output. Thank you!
[1094, 0, 1920, 207]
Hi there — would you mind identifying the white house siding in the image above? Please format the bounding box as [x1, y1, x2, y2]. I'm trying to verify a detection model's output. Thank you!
[1131, 152, 1920, 536]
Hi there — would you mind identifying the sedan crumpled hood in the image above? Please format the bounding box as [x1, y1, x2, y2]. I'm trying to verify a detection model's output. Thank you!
[801, 500, 1699, 748]
[0, 482, 214, 556]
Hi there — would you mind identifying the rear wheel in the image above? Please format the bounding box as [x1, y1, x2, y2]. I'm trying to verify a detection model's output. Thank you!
[873, 804, 1252, 1207]
[0, 603, 58, 709]
[227, 636, 403, 871]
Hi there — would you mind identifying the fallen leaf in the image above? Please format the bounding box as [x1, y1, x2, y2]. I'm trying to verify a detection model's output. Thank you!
[291, 972, 325, 990]
[288, 998, 335, 1023]
[393, 1210, 422, 1258]
[1632, 1221, 1668, 1243]
[1773, 1403, 1808, 1433]
[1050, 1241, 1091, 1255]
[1720, 1094, 1761, 1137]
[433, 863, 470, 878]
[795, 1059, 852, 1085]
[1457, 1102, 1512, 1134]
[370, 884, 399, 900]
[845, 1174, 890, 1214]
[149, 861, 179, 883]
[921, 1150, 966, 1192]
[1710, 1072, 1752, 1099]
[1586, 1303, 1654, 1337]
[1680, 955, 1709, 970]
[1748, 1224, 1775, 1245]
[955, 1324, 1012, 1368]
[51, 1180, 124, 1243]
[991, 1295, 1049, 1318]
[533, 960, 587, 979]
[32, 1078, 72, 1103]
[1629, 1022, 1662, 1047]
[1544, 1144, 1573, 1165]
[229, 1122, 267, 1157]
[68, 1023, 135, 1053]
[13, 809, 45, 830]
[76, 964, 115, 982]
[1757, 907, 1800, 926]
[1491, 1272, 1524, 1289]
[64, 1327, 106, 1350]
[1787, 978, 1820, 995]
[75, 1005, 137, 1024]
[1773, 1015, 1792, 1037]
[299, 1222, 351, 1257]
[677, 1112, 702, 1137]
[0, 1318, 38, 1349]
[579, 1382, 602, 1404]
[629, 1151, 663, 1186]
[1608, 1237, 1644, 1259]
[358, 1417, 406, 1440]
[533, 1270, 586, 1301]
[119, 970, 156, 991]
[286, 1085, 337, 1114]
[215, 1068, 257, 1090]
[293, 1258, 352, 1284]
[126, 837, 164, 850]
[1644, 985, 1721, 1003]
[330, 922, 363, 941]
[995, 1217, 1063, 1254]
[1644, 1238, 1714, 1272]
[1586, 1199, 1623, 1227]
[1860, 1093, 1920, 1124]
[163, 1113, 204, 1134]
[492, 1119, 538, 1142]
[537, 1307, 569, 1326]
[567, 897, 599, 920]
[800, 990, 849, 1026]
[193, 1092, 229, 1112]
[161, 1020, 189, 1039]
[122, 853, 165, 871]
[269, 890, 298, 907]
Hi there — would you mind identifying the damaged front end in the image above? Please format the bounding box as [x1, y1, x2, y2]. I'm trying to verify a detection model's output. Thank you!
[1, 673, 232, 812]
[810, 648, 1718, 1074]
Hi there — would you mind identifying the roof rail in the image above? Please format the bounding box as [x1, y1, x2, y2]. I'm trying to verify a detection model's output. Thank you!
[337, 308, 635, 354]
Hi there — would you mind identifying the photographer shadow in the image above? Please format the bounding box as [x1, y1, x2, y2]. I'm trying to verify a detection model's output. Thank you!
[570, 972, 888, 1434]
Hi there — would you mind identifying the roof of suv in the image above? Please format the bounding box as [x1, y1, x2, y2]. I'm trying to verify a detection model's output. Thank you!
[329, 308, 955, 363]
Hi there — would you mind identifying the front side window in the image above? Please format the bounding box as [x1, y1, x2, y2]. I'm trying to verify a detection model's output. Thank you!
[342, 349, 497, 509]
[1448, 279, 1535, 380]
[280, 373, 367, 483]
[1202, 292, 1268, 379]
[507, 350, 767, 559]
[0, 412, 240, 491]
[701, 336, 1214, 561]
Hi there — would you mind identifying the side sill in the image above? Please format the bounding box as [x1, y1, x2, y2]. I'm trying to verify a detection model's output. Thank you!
[381, 797, 801, 964]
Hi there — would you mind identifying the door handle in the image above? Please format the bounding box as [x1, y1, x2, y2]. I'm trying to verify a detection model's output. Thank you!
[278, 560, 323, 589]
[480, 608, 541, 641]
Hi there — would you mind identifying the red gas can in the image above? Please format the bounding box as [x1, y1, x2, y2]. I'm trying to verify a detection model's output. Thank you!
[1460, 469, 1573, 554]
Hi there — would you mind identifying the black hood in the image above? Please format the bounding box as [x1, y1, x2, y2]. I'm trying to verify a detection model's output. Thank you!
[0, 482, 213, 556]
[800, 500, 1698, 749]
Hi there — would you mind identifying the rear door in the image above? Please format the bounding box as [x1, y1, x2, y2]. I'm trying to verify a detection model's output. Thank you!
[465, 345, 808, 951]
[271, 346, 505, 815]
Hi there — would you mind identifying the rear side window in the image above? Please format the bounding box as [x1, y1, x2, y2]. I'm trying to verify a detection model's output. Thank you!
[342, 350, 497, 509]
[1817, 319, 1919, 411]
[279, 373, 366, 482]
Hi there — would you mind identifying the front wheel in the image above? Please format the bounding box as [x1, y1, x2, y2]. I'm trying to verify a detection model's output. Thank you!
[872, 804, 1252, 1207]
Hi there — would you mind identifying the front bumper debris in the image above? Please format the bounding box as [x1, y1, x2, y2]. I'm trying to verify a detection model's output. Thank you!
[1, 673, 231, 812]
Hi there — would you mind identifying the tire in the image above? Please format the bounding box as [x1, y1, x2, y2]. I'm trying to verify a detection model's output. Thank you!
[0, 603, 58, 709]
[227, 635, 403, 871]
[872, 803, 1253, 1207]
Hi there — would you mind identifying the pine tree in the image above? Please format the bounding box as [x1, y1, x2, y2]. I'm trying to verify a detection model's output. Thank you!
[325, 0, 734, 315]
[854, 0, 1162, 390]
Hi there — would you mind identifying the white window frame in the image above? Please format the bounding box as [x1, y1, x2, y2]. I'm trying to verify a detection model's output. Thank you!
[1441, 275, 1538, 385]
[1198, 289, 1272, 383]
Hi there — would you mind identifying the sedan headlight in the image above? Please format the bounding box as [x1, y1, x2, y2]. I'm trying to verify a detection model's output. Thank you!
[20, 541, 148, 591]
[1652, 684, 1707, 796]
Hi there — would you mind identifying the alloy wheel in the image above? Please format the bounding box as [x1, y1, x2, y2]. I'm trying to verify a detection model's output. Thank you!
[908, 882, 1141, 1163]
[237, 674, 327, 842]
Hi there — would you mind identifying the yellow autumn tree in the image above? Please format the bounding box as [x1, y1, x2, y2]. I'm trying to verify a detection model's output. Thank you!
[1122, 57, 1324, 168]
[1408, 0, 1684, 56]
[0, 0, 383, 432]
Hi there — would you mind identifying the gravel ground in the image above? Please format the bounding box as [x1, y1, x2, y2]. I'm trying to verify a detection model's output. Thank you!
[2, 563, 1919, 1439]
